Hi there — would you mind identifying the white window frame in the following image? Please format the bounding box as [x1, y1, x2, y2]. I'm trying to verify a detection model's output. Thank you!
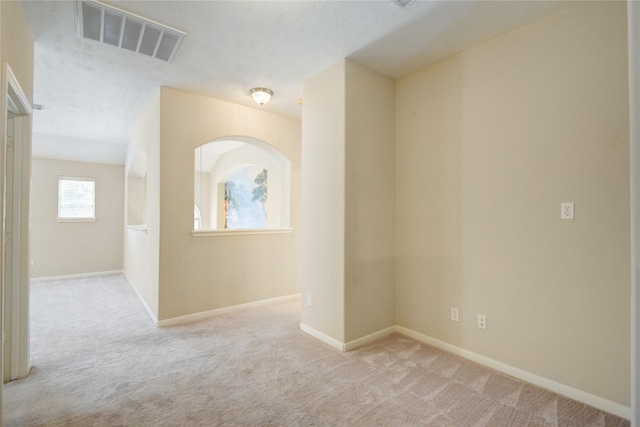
[57, 176, 96, 222]
[194, 205, 201, 230]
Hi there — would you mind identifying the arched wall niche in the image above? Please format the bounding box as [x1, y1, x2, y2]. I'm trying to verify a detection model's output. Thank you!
[194, 136, 291, 231]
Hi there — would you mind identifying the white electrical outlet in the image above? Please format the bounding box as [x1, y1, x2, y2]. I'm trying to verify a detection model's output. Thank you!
[450, 307, 459, 322]
[560, 202, 574, 220]
[477, 314, 487, 330]
[29, 259, 35, 267]
[307, 295, 313, 307]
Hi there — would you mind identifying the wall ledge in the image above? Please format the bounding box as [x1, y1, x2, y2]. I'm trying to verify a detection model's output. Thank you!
[192, 228, 293, 237]
[57, 218, 96, 223]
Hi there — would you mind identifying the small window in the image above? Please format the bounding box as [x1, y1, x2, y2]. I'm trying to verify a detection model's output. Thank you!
[58, 177, 96, 220]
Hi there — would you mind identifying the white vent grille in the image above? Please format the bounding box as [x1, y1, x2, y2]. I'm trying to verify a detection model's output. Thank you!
[76, 0, 185, 63]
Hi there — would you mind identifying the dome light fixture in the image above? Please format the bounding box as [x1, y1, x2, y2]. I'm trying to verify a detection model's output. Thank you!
[250, 87, 273, 106]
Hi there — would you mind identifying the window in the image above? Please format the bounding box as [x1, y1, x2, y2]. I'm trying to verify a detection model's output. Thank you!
[194, 205, 201, 230]
[224, 166, 267, 229]
[58, 177, 95, 220]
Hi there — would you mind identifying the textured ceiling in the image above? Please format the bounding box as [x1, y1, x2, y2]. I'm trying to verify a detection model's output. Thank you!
[23, 0, 569, 164]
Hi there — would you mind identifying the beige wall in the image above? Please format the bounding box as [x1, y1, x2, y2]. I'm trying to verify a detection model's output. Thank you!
[30, 158, 124, 278]
[124, 92, 161, 318]
[344, 61, 396, 342]
[1, 0, 33, 104]
[301, 60, 396, 344]
[158, 87, 301, 320]
[396, 2, 630, 406]
[301, 60, 347, 342]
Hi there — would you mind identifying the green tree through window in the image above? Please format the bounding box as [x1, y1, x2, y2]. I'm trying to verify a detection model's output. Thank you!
[224, 166, 268, 229]
[252, 168, 268, 218]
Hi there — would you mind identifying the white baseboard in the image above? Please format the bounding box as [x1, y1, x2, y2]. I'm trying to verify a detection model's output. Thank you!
[157, 293, 301, 327]
[299, 322, 344, 351]
[30, 270, 123, 283]
[298, 323, 395, 352]
[395, 326, 631, 421]
[344, 326, 396, 351]
[122, 272, 159, 325]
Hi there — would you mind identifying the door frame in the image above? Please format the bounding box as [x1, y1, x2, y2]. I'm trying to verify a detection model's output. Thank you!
[1, 62, 32, 384]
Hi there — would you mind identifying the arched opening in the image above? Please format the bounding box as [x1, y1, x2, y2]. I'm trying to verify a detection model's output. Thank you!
[194, 136, 291, 231]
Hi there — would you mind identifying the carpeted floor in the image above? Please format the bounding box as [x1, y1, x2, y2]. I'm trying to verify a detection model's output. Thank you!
[2, 274, 630, 426]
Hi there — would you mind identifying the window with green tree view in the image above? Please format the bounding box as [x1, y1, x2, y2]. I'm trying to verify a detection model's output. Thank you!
[193, 136, 291, 232]
[224, 166, 268, 229]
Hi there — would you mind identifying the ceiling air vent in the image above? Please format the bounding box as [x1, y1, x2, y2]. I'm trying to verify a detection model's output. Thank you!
[76, 0, 185, 63]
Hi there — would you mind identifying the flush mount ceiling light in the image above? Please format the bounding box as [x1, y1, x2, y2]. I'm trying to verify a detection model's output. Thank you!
[76, 0, 185, 63]
[250, 88, 273, 106]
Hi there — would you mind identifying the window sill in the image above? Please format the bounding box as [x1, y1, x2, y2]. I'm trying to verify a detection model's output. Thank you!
[57, 218, 96, 223]
[125, 224, 148, 233]
[192, 228, 294, 237]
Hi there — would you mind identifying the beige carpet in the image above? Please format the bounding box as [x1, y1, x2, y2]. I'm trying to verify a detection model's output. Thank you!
[3, 274, 629, 426]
